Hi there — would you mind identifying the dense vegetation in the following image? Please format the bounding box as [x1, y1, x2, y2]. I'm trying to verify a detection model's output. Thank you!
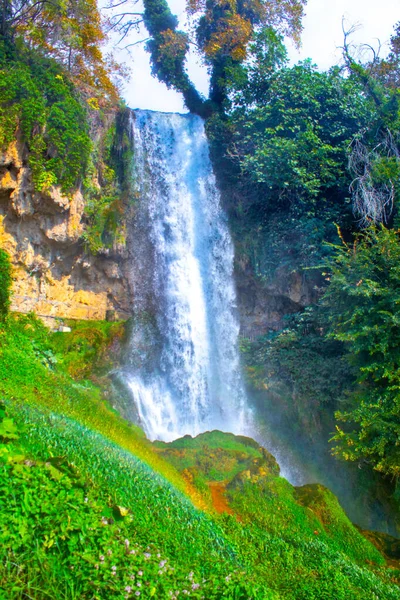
[0, 0, 130, 253]
[203, 22, 400, 500]
[1, 312, 400, 598]
[0, 249, 11, 318]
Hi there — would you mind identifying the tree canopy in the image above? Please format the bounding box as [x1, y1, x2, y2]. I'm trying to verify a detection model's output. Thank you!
[324, 227, 400, 479]
[108, 0, 306, 114]
[0, 0, 118, 100]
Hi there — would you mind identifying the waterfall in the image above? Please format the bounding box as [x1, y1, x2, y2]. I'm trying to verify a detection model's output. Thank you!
[126, 110, 250, 442]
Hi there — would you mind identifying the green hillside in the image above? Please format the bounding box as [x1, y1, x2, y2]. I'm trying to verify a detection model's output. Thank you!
[1, 313, 399, 599]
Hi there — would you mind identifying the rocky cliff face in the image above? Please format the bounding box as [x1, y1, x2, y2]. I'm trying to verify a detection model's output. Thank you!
[0, 138, 133, 327]
[234, 251, 323, 338]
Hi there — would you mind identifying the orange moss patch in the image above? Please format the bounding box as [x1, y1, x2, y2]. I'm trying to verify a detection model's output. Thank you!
[208, 482, 234, 515]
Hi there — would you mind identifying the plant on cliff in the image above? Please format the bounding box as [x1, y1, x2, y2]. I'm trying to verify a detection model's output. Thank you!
[323, 226, 400, 479]
[82, 112, 132, 254]
[0, 0, 118, 103]
[0, 55, 92, 192]
[0, 249, 11, 319]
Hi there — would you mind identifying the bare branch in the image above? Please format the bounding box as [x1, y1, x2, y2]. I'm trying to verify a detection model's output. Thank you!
[349, 132, 399, 227]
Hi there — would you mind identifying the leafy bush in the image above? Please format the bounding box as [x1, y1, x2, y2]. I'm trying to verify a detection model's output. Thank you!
[0, 249, 12, 318]
[0, 56, 91, 192]
[324, 226, 400, 478]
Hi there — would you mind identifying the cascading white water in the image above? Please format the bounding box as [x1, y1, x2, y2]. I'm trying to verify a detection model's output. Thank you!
[126, 110, 250, 442]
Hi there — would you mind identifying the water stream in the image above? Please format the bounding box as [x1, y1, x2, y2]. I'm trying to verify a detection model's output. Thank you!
[125, 110, 250, 442]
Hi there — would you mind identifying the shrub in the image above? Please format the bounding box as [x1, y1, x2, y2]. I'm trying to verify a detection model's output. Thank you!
[0, 249, 12, 318]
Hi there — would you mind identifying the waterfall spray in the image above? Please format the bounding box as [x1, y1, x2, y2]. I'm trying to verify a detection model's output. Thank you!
[126, 110, 250, 442]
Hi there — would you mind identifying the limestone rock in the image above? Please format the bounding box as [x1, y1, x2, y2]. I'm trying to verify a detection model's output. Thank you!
[0, 139, 132, 328]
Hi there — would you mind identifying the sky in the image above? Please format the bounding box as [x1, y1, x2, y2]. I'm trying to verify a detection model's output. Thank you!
[111, 0, 400, 113]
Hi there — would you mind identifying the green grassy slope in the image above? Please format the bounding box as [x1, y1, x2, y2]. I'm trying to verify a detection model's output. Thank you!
[1, 314, 400, 599]
[0, 314, 191, 497]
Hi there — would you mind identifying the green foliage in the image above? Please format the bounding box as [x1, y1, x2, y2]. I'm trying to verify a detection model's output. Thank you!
[2, 400, 399, 600]
[242, 306, 354, 405]
[228, 476, 384, 567]
[222, 476, 400, 600]
[0, 55, 91, 192]
[1, 0, 118, 103]
[0, 249, 12, 319]
[1, 405, 264, 599]
[225, 27, 288, 107]
[323, 227, 400, 478]
[48, 320, 125, 379]
[155, 431, 271, 482]
[82, 114, 131, 254]
[206, 59, 375, 288]
[0, 312, 186, 492]
[340, 27, 400, 226]
[0, 312, 399, 598]
[228, 62, 375, 216]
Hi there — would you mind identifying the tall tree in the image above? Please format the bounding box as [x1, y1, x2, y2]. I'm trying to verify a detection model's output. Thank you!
[341, 23, 400, 226]
[325, 227, 400, 479]
[0, 0, 118, 100]
[108, 0, 306, 115]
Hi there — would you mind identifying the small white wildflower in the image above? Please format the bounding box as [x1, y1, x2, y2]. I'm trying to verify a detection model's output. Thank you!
[129, 549, 136, 555]
[84, 497, 88, 503]
[135, 593, 140, 597]
[125, 586, 132, 593]
[99, 555, 105, 562]
[192, 583, 200, 590]
[137, 582, 142, 588]
[125, 539, 130, 547]
[138, 571, 143, 577]
[111, 565, 117, 571]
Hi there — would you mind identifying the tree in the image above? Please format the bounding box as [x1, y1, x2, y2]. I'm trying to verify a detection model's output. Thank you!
[0, 0, 118, 101]
[108, 0, 306, 114]
[225, 60, 375, 218]
[341, 23, 400, 227]
[324, 227, 400, 479]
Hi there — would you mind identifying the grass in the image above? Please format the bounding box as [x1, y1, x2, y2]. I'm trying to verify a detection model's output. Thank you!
[1, 404, 266, 599]
[1, 312, 400, 599]
[0, 313, 194, 499]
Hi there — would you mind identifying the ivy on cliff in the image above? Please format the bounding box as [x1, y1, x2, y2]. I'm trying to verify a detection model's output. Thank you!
[82, 109, 133, 254]
[0, 52, 91, 192]
[0, 249, 12, 319]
